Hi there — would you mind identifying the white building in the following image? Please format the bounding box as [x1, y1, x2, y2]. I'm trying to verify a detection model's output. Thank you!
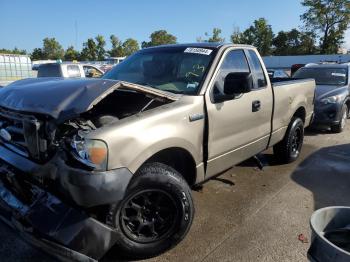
[263, 54, 350, 70]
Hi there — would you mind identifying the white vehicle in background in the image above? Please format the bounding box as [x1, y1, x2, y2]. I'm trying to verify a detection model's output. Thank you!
[105, 56, 126, 65]
[37, 62, 104, 78]
[100, 56, 126, 72]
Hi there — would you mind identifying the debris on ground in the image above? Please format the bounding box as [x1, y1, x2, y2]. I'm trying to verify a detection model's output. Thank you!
[298, 233, 309, 243]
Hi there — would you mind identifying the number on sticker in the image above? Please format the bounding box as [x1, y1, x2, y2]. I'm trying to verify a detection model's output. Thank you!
[184, 48, 213, 55]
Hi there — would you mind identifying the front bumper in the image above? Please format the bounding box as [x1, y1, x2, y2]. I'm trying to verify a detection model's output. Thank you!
[0, 145, 134, 260]
[0, 176, 117, 261]
[0, 145, 133, 207]
[311, 103, 342, 127]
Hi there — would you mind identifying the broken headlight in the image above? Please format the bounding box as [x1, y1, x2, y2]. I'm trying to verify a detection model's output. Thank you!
[71, 135, 108, 171]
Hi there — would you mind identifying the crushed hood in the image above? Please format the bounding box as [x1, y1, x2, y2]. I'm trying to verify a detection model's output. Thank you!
[0, 78, 178, 122]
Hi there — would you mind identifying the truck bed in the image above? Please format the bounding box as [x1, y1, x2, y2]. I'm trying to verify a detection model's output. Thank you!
[269, 78, 315, 146]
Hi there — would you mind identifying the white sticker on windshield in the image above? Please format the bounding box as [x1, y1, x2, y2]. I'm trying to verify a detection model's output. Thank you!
[187, 82, 199, 89]
[332, 72, 346, 77]
[184, 47, 212, 55]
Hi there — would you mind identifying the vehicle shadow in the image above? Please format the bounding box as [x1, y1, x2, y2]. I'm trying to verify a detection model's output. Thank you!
[101, 249, 128, 262]
[291, 143, 350, 210]
[304, 127, 333, 137]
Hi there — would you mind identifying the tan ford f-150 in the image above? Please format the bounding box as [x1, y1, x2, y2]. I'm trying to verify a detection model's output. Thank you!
[0, 43, 315, 261]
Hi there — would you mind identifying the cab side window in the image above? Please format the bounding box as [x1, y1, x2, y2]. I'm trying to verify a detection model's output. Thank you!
[83, 66, 103, 78]
[247, 50, 267, 89]
[214, 50, 250, 94]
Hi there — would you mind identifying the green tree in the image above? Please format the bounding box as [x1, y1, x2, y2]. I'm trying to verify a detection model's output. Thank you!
[272, 29, 317, 55]
[231, 18, 274, 56]
[64, 46, 79, 61]
[30, 48, 44, 60]
[301, 0, 350, 54]
[299, 31, 318, 54]
[0, 47, 26, 55]
[109, 34, 124, 57]
[230, 27, 242, 44]
[141, 30, 177, 48]
[108, 36, 139, 57]
[122, 38, 140, 56]
[198, 28, 225, 43]
[42, 37, 64, 59]
[209, 28, 225, 42]
[95, 35, 106, 60]
[80, 38, 97, 61]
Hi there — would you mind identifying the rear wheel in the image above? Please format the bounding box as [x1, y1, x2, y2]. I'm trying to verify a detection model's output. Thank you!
[107, 162, 194, 259]
[273, 117, 304, 164]
[331, 105, 347, 133]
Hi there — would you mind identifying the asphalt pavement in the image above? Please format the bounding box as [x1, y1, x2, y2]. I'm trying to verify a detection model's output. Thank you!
[1, 125, 350, 262]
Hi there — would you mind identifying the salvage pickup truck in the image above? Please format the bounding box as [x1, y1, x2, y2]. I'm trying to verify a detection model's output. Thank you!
[0, 43, 315, 261]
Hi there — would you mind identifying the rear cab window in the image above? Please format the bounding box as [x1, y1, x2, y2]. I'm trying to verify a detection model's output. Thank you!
[67, 65, 81, 78]
[37, 64, 62, 77]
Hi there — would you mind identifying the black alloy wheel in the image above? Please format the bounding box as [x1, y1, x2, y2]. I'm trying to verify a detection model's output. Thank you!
[107, 163, 194, 259]
[290, 125, 302, 158]
[120, 189, 178, 244]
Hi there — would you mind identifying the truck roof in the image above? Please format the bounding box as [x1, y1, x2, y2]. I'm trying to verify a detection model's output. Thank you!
[39, 62, 98, 66]
[305, 63, 350, 69]
[143, 43, 256, 50]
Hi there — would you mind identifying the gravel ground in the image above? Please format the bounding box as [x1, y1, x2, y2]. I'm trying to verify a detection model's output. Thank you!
[1, 125, 350, 262]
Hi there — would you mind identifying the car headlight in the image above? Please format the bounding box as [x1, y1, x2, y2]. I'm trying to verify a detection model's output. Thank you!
[320, 95, 341, 105]
[71, 135, 108, 171]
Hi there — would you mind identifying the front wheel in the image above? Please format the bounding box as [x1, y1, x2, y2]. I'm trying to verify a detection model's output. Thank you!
[331, 105, 348, 133]
[107, 162, 194, 259]
[273, 117, 304, 164]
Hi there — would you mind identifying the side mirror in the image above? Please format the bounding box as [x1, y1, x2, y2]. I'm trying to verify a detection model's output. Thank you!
[224, 72, 253, 95]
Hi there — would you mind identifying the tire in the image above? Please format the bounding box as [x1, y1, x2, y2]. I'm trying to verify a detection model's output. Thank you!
[107, 162, 194, 259]
[273, 117, 304, 164]
[331, 105, 347, 133]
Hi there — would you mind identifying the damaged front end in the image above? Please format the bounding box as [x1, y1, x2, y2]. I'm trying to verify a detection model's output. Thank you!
[0, 79, 178, 260]
[0, 146, 129, 261]
[0, 169, 118, 262]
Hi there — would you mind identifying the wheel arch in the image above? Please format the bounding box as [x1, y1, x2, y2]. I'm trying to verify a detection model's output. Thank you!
[344, 97, 350, 112]
[293, 106, 306, 123]
[140, 147, 197, 186]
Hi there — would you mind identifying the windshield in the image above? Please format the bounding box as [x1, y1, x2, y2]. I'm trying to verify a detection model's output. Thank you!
[294, 67, 348, 86]
[103, 47, 216, 95]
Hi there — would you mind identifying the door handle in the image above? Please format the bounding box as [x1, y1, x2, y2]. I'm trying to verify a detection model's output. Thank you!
[252, 100, 261, 112]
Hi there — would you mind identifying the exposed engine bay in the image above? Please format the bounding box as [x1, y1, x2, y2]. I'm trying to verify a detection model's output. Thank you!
[64, 89, 169, 130]
[0, 84, 174, 165]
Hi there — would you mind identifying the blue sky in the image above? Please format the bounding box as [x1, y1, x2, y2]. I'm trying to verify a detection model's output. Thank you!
[0, 0, 349, 52]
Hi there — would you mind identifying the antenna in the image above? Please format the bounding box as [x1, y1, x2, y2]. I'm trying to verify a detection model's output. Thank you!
[75, 20, 78, 49]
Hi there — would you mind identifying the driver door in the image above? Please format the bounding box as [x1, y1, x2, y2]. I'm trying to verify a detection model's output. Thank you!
[205, 48, 273, 177]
